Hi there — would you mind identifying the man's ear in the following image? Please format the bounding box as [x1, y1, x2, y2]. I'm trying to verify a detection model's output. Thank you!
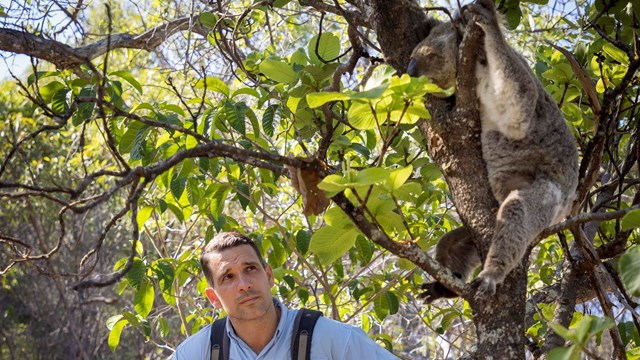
[265, 264, 275, 287]
[205, 288, 222, 309]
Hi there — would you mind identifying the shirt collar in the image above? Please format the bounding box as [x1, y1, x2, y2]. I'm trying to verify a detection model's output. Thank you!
[225, 297, 290, 341]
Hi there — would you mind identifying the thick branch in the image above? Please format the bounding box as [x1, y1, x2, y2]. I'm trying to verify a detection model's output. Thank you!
[0, 17, 207, 69]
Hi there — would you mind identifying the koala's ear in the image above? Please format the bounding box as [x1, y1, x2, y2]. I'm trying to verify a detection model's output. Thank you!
[415, 17, 442, 40]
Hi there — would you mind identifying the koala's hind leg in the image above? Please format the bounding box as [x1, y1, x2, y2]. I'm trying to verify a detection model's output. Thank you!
[475, 177, 564, 295]
[419, 227, 481, 303]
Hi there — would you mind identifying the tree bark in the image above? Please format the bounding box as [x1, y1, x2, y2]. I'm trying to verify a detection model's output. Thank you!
[367, 0, 528, 357]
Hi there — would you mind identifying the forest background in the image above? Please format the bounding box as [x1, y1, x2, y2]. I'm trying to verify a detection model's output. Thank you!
[1, 0, 640, 359]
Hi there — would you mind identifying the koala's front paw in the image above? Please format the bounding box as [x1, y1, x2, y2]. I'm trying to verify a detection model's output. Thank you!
[418, 281, 458, 303]
[472, 269, 504, 297]
[462, 0, 498, 29]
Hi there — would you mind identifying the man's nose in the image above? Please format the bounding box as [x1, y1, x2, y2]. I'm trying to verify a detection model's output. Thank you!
[237, 274, 253, 291]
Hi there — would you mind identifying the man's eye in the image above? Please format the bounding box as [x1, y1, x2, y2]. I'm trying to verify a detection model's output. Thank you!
[223, 274, 233, 281]
[246, 266, 256, 272]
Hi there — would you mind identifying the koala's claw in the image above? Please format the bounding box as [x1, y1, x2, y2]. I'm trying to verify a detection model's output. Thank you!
[462, 0, 499, 29]
[472, 269, 504, 297]
[473, 277, 497, 297]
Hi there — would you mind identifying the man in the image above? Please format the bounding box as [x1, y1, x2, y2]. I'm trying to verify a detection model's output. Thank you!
[174, 231, 399, 359]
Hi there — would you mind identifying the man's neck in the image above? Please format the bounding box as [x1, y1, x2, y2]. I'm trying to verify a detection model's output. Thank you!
[231, 303, 281, 354]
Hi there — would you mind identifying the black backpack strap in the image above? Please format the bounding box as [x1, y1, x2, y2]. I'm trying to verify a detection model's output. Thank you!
[291, 308, 323, 360]
[209, 317, 230, 360]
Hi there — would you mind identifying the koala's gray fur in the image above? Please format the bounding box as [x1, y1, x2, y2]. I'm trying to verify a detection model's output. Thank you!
[409, 0, 579, 300]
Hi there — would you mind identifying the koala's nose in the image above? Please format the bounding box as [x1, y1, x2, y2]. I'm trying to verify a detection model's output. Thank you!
[407, 58, 418, 77]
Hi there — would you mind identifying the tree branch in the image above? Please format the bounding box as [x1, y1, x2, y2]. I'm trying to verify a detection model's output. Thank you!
[0, 17, 207, 69]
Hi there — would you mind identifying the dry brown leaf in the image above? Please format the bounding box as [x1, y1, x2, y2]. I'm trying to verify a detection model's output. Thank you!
[286, 158, 330, 216]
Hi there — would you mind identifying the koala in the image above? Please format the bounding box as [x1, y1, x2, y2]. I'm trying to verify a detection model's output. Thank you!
[408, 0, 579, 300]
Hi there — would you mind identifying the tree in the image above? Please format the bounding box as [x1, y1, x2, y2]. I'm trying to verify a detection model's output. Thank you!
[1, 0, 639, 358]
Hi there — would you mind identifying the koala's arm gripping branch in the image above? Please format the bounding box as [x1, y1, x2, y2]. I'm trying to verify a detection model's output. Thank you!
[455, 21, 484, 111]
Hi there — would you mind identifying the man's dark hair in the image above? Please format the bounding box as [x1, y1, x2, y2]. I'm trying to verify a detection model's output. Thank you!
[200, 231, 265, 287]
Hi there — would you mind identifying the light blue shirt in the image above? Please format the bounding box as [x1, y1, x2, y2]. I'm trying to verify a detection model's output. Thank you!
[173, 299, 398, 359]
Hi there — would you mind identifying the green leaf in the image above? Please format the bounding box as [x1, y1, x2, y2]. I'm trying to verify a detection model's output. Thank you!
[259, 59, 297, 83]
[166, 202, 185, 223]
[385, 291, 399, 315]
[110, 70, 143, 94]
[199, 11, 218, 28]
[134, 280, 155, 318]
[306, 91, 350, 108]
[308, 33, 341, 65]
[377, 211, 405, 233]
[296, 230, 311, 255]
[170, 174, 187, 201]
[225, 100, 248, 135]
[108, 320, 128, 352]
[548, 322, 574, 342]
[317, 174, 348, 193]
[387, 165, 413, 191]
[122, 311, 140, 328]
[350, 85, 388, 100]
[27, 71, 60, 87]
[158, 317, 170, 337]
[373, 291, 390, 320]
[354, 168, 389, 185]
[106, 315, 124, 330]
[73, 87, 96, 126]
[603, 42, 629, 65]
[620, 245, 640, 296]
[118, 120, 146, 154]
[210, 186, 229, 220]
[130, 125, 150, 161]
[195, 77, 230, 97]
[51, 89, 70, 115]
[262, 104, 279, 137]
[621, 208, 640, 231]
[235, 181, 250, 210]
[38, 81, 66, 103]
[548, 346, 579, 360]
[355, 235, 373, 265]
[324, 206, 354, 228]
[310, 226, 359, 265]
[126, 258, 146, 289]
[348, 101, 376, 130]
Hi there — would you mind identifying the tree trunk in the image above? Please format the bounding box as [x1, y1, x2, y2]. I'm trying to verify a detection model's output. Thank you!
[367, 0, 528, 357]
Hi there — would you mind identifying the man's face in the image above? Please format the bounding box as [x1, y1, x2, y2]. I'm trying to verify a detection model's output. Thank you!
[204, 245, 275, 322]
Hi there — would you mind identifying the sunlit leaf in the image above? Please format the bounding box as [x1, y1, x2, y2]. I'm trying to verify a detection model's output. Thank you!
[310, 226, 359, 265]
[354, 168, 389, 185]
[51, 88, 69, 115]
[110, 70, 143, 94]
[348, 101, 376, 130]
[225, 100, 248, 135]
[195, 77, 230, 97]
[308, 33, 341, 65]
[621, 208, 640, 231]
[199, 11, 218, 28]
[548, 346, 579, 360]
[317, 174, 348, 192]
[134, 280, 154, 318]
[387, 165, 413, 191]
[126, 258, 146, 289]
[324, 206, 354, 228]
[262, 104, 279, 136]
[620, 245, 640, 296]
[108, 319, 128, 352]
[259, 59, 297, 83]
[306, 91, 350, 108]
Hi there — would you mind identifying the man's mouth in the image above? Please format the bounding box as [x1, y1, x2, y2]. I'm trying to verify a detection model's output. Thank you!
[239, 294, 259, 305]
